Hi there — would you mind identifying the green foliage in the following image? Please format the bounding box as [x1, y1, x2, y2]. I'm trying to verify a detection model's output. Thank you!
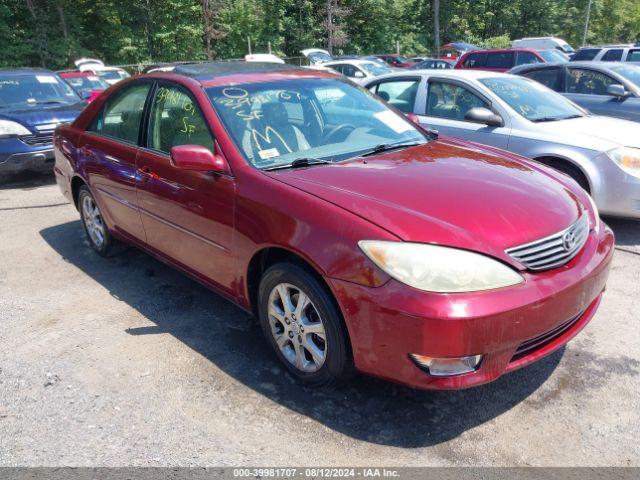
[0, 0, 639, 69]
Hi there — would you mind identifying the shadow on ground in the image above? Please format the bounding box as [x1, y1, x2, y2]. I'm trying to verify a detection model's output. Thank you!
[603, 216, 640, 250]
[0, 171, 56, 190]
[39, 220, 582, 448]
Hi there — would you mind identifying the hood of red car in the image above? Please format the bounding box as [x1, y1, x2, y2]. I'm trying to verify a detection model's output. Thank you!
[267, 140, 585, 261]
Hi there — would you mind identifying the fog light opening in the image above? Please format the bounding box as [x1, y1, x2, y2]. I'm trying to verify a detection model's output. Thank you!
[410, 354, 483, 377]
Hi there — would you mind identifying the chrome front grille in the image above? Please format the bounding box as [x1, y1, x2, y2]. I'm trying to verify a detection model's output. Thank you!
[20, 132, 54, 147]
[505, 212, 590, 271]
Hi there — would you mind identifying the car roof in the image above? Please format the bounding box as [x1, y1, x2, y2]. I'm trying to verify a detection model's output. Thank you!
[365, 69, 513, 83]
[325, 59, 379, 66]
[463, 48, 539, 54]
[0, 68, 54, 76]
[511, 61, 637, 73]
[173, 61, 308, 81]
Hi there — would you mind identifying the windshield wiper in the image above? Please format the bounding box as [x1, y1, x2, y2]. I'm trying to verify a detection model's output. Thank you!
[263, 157, 333, 171]
[532, 114, 583, 123]
[34, 100, 68, 105]
[360, 141, 424, 157]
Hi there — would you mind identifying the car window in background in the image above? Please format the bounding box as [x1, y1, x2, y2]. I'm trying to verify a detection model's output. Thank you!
[486, 52, 515, 69]
[515, 51, 541, 66]
[426, 81, 489, 120]
[463, 52, 487, 68]
[522, 68, 562, 90]
[481, 77, 584, 122]
[308, 52, 331, 64]
[65, 76, 109, 93]
[559, 43, 575, 54]
[601, 49, 624, 62]
[567, 68, 620, 95]
[89, 83, 150, 143]
[627, 49, 640, 62]
[374, 80, 419, 113]
[340, 64, 358, 78]
[99, 70, 128, 81]
[360, 63, 393, 76]
[609, 64, 640, 89]
[571, 48, 601, 61]
[207, 78, 425, 168]
[147, 85, 214, 154]
[0, 73, 80, 108]
[537, 49, 568, 62]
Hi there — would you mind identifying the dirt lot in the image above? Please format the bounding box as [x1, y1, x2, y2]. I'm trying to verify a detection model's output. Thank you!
[1, 173, 639, 467]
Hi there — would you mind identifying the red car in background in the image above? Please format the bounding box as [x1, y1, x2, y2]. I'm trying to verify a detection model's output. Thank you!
[373, 54, 417, 68]
[456, 48, 546, 72]
[53, 62, 613, 391]
[59, 71, 110, 102]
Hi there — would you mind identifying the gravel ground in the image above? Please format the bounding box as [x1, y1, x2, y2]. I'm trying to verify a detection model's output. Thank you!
[0, 173, 639, 467]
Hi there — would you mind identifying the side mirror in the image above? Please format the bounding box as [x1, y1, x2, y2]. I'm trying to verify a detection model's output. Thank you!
[170, 144, 229, 174]
[464, 107, 504, 127]
[607, 84, 628, 98]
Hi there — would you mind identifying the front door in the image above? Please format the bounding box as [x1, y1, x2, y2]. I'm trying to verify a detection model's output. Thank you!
[419, 79, 510, 149]
[135, 82, 237, 295]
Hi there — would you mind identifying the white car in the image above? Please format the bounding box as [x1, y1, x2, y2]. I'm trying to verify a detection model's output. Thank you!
[301, 48, 332, 65]
[323, 59, 393, 84]
[245, 53, 285, 64]
[364, 69, 640, 219]
[512, 37, 575, 55]
[74, 58, 130, 85]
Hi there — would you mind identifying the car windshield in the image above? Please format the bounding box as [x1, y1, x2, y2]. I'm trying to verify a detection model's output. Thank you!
[394, 56, 410, 63]
[207, 78, 427, 169]
[360, 63, 393, 76]
[0, 73, 80, 108]
[308, 52, 332, 63]
[560, 43, 575, 53]
[480, 77, 585, 122]
[65, 75, 109, 92]
[99, 70, 127, 80]
[609, 65, 640, 89]
[537, 49, 568, 62]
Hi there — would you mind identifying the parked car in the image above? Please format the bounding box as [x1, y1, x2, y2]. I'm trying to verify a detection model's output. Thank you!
[571, 44, 640, 63]
[323, 59, 393, 84]
[510, 61, 640, 123]
[536, 49, 570, 63]
[409, 58, 455, 70]
[364, 69, 640, 219]
[54, 62, 613, 390]
[456, 48, 547, 72]
[512, 36, 575, 55]
[245, 53, 285, 64]
[300, 48, 332, 65]
[439, 42, 479, 61]
[75, 58, 130, 85]
[373, 54, 416, 68]
[59, 71, 110, 102]
[0, 69, 84, 176]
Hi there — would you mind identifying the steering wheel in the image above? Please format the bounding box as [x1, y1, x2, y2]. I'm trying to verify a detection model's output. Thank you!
[323, 124, 356, 143]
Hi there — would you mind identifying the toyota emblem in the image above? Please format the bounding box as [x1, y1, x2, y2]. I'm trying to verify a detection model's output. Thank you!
[562, 230, 577, 251]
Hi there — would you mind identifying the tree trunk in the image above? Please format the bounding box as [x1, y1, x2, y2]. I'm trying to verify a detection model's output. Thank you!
[25, 0, 47, 67]
[326, 0, 333, 55]
[202, 0, 213, 60]
[433, 0, 440, 56]
[57, 1, 71, 66]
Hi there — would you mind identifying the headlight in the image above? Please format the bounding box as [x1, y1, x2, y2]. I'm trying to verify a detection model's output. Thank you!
[608, 146, 640, 175]
[359, 241, 523, 293]
[0, 119, 31, 137]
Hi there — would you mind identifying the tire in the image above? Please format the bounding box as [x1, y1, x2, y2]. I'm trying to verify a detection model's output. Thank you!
[539, 157, 591, 193]
[78, 185, 113, 256]
[258, 262, 353, 387]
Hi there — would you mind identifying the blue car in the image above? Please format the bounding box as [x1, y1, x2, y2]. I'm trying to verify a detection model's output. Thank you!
[510, 61, 640, 123]
[0, 69, 85, 176]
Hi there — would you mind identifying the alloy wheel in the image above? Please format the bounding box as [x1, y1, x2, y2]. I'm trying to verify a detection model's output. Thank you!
[81, 195, 105, 249]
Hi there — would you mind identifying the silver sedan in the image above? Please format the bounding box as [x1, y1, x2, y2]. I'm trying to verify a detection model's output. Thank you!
[364, 70, 640, 219]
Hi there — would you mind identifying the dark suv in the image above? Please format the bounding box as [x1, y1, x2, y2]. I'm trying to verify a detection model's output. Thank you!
[455, 48, 546, 72]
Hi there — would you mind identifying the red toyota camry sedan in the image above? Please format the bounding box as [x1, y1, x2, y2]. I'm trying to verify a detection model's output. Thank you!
[53, 62, 614, 390]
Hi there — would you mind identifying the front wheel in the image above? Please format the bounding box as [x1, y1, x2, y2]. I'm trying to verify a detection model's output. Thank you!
[258, 263, 353, 386]
[78, 185, 113, 256]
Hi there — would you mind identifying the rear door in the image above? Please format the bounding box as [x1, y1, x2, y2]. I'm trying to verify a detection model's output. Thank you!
[78, 81, 152, 242]
[419, 77, 510, 148]
[135, 82, 237, 294]
[366, 76, 422, 114]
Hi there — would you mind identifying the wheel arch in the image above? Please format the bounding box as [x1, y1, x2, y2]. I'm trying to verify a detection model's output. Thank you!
[532, 154, 594, 193]
[70, 175, 88, 209]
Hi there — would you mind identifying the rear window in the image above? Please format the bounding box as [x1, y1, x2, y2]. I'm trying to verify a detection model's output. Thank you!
[601, 49, 623, 61]
[571, 48, 601, 61]
[523, 68, 562, 90]
[627, 49, 640, 62]
[486, 52, 515, 69]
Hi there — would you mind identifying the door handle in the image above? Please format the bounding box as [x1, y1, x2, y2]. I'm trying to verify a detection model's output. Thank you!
[137, 166, 160, 181]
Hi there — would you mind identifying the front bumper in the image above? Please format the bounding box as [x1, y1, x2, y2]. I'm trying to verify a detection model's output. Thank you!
[0, 137, 55, 174]
[592, 152, 640, 219]
[328, 222, 614, 390]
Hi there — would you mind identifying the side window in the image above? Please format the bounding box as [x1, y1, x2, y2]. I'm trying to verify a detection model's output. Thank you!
[147, 85, 214, 154]
[567, 69, 620, 95]
[486, 52, 515, 69]
[515, 52, 542, 66]
[342, 64, 357, 78]
[524, 68, 561, 90]
[463, 52, 487, 68]
[601, 49, 623, 61]
[375, 80, 419, 113]
[331, 64, 344, 75]
[426, 81, 490, 120]
[572, 48, 601, 61]
[89, 83, 150, 144]
[626, 49, 640, 62]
